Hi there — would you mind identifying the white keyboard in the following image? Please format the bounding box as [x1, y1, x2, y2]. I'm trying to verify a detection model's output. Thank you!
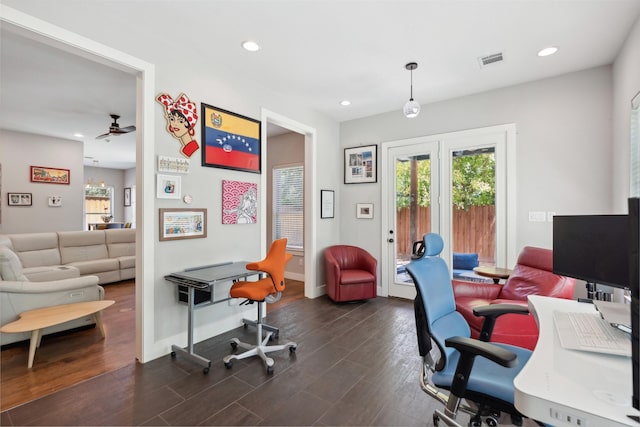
[553, 311, 631, 357]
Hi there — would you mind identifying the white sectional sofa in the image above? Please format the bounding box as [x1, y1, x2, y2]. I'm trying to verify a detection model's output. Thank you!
[0, 229, 135, 345]
[1, 228, 135, 284]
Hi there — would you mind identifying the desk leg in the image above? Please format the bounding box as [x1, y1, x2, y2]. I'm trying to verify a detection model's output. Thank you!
[171, 286, 212, 373]
[28, 329, 41, 368]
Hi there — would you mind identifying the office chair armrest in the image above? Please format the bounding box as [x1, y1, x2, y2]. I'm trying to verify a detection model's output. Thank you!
[445, 336, 518, 368]
[445, 336, 518, 398]
[473, 303, 530, 342]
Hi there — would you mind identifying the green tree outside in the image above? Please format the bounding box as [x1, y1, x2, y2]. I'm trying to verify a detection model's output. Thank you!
[396, 153, 495, 210]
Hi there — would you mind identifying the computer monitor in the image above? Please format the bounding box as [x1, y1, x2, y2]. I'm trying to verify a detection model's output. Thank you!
[553, 214, 629, 290]
[552, 198, 639, 415]
[629, 197, 639, 413]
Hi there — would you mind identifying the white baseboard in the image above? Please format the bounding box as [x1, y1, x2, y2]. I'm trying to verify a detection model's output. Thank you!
[285, 271, 304, 281]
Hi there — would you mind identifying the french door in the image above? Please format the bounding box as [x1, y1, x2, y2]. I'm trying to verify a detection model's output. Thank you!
[381, 125, 516, 299]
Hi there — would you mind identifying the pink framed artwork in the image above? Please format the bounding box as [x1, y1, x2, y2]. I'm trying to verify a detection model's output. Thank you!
[222, 180, 257, 224]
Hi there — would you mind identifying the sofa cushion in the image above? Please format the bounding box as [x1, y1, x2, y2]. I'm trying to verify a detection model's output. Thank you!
[106, 229, 135, 258]
[23, 265, 80, 282]
[117, 255, 136, 269]
[452, 252, 479, 270]
[9, 233, 61, 267]
[66, 258, 119, 276]
[58, 231, 108, 264]
[0, 246, 28, 281]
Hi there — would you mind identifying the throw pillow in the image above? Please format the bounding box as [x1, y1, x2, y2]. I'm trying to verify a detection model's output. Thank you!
[0, 246, 28, 281]
[452, 252, 479, 271]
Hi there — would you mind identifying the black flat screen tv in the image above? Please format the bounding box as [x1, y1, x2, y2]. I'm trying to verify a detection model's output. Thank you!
[629, 198, 639, 414]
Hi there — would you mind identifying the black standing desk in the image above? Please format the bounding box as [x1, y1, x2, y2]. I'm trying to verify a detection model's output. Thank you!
[164, 261, 259, 373]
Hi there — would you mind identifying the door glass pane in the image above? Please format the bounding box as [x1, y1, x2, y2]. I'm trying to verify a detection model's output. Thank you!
[395, 154, 431, 283]
[451, 147, 496, 276]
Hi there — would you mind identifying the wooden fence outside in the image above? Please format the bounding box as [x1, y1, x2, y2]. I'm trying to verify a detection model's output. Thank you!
[396, 205, 496, 264]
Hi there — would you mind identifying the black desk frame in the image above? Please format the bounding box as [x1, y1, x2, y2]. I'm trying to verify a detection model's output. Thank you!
[164, 261, 259, 373]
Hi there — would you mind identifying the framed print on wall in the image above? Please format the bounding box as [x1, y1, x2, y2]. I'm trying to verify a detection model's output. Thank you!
[124, 187, 132, 206]
[201, 103, 261, 174]
[159, 208, 207, 241]
[30, 166, 70, 184]
[344, 145, 377, 184]
[321, 190, 334, 219]
[356, 203, 373, 219]
[8, 192, 32, 206]
[156, 174, 181, 199]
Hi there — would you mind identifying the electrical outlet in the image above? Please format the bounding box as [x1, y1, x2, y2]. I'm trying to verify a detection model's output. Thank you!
[528, 211, 546, 222]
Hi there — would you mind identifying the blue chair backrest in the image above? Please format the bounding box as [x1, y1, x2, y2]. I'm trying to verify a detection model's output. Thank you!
[406, 233, 471, 367]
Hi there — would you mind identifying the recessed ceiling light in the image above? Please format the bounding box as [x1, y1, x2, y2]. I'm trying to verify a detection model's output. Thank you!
[340, 100, 351, 106]
[242, 40, 260, 52]
[538, 46, 558, 57]
[73, 133, 84, 138]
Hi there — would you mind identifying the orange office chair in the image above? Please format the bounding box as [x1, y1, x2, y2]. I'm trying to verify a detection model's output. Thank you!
[223, 238, 297, 374]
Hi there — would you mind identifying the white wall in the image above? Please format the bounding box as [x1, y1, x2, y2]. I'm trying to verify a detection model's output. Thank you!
[0, 129, 85, 233]
[613, 14, 640, 211]
[340, 67, 614, 259]
[0, 3, 342, 358]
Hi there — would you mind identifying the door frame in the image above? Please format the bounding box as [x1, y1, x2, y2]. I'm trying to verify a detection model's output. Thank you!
[380, 124, 517, 298]
[261, 109, 318, 298]
[1, 6, 156, 362]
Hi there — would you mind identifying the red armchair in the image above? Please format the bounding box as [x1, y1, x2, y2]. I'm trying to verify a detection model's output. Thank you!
[452, 246, 576, 350]
[324, 245, 377, 302]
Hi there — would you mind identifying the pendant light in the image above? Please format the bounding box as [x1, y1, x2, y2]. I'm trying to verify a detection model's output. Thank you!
[403, 62, 420, 118]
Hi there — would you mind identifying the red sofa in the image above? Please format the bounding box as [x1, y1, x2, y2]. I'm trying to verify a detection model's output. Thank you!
[452, 246, 576, 350]
[324, 245, 377, 302]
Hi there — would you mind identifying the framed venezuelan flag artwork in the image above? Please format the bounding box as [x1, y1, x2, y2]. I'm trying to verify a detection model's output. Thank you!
[201, 103, 261, 174]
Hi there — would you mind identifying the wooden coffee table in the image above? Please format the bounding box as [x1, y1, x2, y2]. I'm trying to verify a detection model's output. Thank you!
[0, 300, 115, 368]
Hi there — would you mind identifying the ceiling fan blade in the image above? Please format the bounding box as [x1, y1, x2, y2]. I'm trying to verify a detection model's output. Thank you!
[95, 132, 110, 140]
[119, 125, 136, 133]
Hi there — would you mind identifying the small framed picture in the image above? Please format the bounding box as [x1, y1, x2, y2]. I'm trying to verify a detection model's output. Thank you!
[8, 193, 32, 206]
[156, 174, 181, 199]
[321, 190, 334, 219]
[159, 208, 207, 241]
[356, 203, 373, 219]
[124, 187, 132, 206]
[48, 196, 62, 207]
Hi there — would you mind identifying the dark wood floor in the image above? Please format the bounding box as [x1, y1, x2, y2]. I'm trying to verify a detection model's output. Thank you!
[1, 280, 533, 426]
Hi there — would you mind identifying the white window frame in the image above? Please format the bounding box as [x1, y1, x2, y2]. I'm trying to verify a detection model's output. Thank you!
[272, 163, 304, 252]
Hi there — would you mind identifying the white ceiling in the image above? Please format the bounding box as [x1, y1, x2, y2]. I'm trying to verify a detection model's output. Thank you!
[2, 0, 640, 169]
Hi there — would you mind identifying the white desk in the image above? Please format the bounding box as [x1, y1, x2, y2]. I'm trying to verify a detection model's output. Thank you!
[514, 295, 640, 426]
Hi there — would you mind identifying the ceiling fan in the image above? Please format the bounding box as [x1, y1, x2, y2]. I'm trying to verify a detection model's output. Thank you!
[95, 114, 136, 139]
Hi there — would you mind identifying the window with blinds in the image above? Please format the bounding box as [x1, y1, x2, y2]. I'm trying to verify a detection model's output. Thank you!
[273, 164, 304, 250]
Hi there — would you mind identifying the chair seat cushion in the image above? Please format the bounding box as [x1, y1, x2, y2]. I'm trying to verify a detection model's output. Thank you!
[433, 343, 532, 405]
[340, 269, 375, 285]
[229, 278, 276, 301]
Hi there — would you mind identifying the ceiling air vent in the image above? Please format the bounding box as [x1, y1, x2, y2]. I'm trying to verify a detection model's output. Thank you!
[479, 52, 504, 68]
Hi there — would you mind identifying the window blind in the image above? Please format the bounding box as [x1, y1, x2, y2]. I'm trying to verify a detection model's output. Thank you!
[272, 165, 304, 250]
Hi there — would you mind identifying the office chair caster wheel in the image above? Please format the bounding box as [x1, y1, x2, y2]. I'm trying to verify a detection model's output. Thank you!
[266, 366, 274, 375]
[224, 361, 233, 369]
[170, 351, 176, 358]
[469, 418, 482, 427]
[432, 414, 439, 426]
[289, 346, 297, 353]
[203, 367, 209, 374]
[485, 417, 498, 427]
[230, 341, 238, 350]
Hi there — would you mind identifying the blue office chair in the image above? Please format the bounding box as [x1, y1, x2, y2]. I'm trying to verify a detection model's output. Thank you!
[406, 233, 535, 427]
